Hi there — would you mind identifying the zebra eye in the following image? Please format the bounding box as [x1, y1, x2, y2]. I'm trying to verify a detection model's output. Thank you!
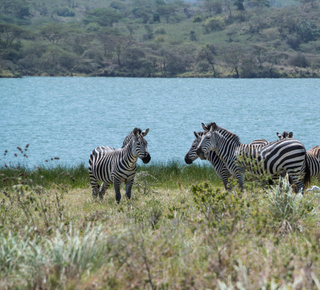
[137, 142, 141, 145]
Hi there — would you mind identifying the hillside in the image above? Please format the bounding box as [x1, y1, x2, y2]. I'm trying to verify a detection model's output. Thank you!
[1, 0, 320, 77]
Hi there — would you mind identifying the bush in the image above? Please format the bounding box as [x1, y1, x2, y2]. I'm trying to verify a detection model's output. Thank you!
[55, 7, 75, 17]
[203, 16, 225, 33]
[266, 178, 318, 234]
[192, 13, 203, 23]
[154, 27, 166, 34]
[288, 52, 310, 68]
[191, 182, 249, 233]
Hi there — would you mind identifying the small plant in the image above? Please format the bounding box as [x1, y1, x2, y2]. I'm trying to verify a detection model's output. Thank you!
[191, 182, 248, 234]
[266, 177, 318, 234]
[134, 171, 157, 195]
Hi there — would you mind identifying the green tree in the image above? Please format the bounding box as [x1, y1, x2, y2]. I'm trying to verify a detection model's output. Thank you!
[83, 8, 122, 27]
[197, 44, 217, 76]
[39, 23, 66, 45]
[295, 19, 320, 43]
[246, 0, 271, 7]
[156, 4, 177, 23]
[0, 24, 27, 48]
[234, 0, 245, 10]
[223, 44, 243, 77]
[202, 0, 223, 13]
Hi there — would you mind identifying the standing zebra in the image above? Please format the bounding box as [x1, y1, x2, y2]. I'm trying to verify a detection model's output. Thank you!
[88, 128, 151, 203]
[196, 122, 310, 192]
[184, 131, 269, 190]
[277, 132, 320, 183]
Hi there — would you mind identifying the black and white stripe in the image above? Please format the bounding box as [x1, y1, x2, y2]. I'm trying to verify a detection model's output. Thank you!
[277, 132, 320, 183]
[185, 131, 269, 190]
[196, 123, 310, 192]
[88, 128, 151, 203]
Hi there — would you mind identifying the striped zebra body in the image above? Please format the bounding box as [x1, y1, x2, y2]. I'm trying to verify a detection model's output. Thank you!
[306, 150, 320, 183]
[88, 128, 151, 203]
[277, 132, 320, 183]
[308, 146, 320, 160]
[185, 131, 269, 190]
[196, 123, 309, 192]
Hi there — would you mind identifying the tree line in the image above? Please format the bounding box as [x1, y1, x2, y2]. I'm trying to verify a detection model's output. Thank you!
[1, 0, 320, 78]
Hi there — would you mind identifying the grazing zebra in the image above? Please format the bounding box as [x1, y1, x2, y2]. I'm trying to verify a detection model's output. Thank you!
[88, 128, 151, 203]
[277, 132, 320, 183]
[196, 122, 310, 192]
[184, 131, 269, 190]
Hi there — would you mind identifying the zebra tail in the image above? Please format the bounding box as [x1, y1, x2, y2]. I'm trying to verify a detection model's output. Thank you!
[304, 155, 311, 187]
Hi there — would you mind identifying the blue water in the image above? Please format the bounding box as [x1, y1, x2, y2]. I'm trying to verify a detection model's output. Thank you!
[1, 77, 320, 168]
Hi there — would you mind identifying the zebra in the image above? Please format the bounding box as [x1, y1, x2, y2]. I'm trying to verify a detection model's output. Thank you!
[276, 132, 320, 184]
[308, 145, 320, 160]
[277, 131, 293, 140]
[88, 128, 151, 203]
[196, 122, 310, 192]
[184, 131, 269, 190]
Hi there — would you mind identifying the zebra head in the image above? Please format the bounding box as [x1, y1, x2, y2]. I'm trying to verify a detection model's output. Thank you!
[122, 128, 149, 148]
[277, 131, 293, 140]
[132, 127, 151, 164]
[185, 131, 206, 164]
[196, 122, 218, 159]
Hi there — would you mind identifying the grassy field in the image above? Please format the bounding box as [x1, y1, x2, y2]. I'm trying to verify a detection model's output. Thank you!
[1, 162, 320, 289]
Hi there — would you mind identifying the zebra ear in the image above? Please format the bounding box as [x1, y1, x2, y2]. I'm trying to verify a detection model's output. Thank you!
[211, 122, 217, 131]
[194, 131, 199, 138]
[133, 128, 140, 136]
[289, 132, 293, 138]
[201, 123, 209, 131]
[142, 128, 149, 136]
[276, 132, 281, 139]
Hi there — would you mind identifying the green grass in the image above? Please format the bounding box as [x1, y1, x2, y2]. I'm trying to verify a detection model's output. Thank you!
[1, 163, 320, 288]
[0, 161, 223, 190]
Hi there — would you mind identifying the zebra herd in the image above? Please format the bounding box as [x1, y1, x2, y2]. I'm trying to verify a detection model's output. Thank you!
[88, 124, 320, 203]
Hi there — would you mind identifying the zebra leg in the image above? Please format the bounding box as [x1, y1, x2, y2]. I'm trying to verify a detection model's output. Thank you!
[125, 179, 134, 200]
[99, 182, 110, 199]
[235, 173, 244, 191]
[114, 178, 122, 203]
[89, 173, 100, 199]
[289, 174, 305, 193]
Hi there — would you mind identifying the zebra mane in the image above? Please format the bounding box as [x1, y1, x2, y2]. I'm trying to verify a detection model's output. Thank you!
[122, 128, 143, 148]
[215, 125, 240, 144]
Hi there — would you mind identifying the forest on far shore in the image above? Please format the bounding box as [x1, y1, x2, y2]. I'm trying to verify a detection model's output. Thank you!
[1, 0, 320, 78]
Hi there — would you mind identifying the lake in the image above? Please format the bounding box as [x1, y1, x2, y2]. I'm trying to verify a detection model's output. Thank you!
[1, 77, 320, 168]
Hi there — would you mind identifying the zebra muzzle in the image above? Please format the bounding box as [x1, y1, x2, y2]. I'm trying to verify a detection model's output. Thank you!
[184, 155, 193, 164]
[142, 154, 151, 164]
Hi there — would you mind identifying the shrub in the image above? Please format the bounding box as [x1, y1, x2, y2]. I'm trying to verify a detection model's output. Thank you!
[266, 177, 318, 234]
[203, 16, 226, 33]
[191, 182, 249, 234]
[154, 27, 166, 34]
[55, 7, 75, 17]
[192, 13, 203, 23]
[288, 52, 310, 68]
[155, 35, 165, 43]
